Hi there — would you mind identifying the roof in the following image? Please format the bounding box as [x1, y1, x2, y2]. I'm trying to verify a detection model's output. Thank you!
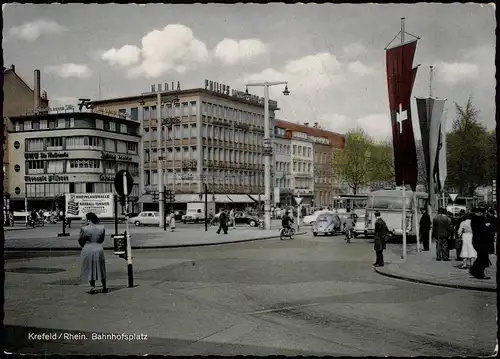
[9, 110, 138, 124]
[89, 88, 269, 109]
[274, 119, 345, 149]
[4, 67, 49, 104]
[369, 189, 427, 197]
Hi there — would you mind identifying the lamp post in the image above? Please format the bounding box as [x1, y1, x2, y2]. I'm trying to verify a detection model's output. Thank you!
[245, 81, 290, 230]
[156, 91, 165, 228]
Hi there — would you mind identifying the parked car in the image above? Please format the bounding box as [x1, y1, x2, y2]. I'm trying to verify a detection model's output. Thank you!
[213, 211, 262, 227]
[353, 215, 365, 238]
[303, 210, 334, 225]
[128, 211, 160, 226]
[182, 208, 204, 223]
[174, 210, 185, 221]
[311, 213, 339, 236]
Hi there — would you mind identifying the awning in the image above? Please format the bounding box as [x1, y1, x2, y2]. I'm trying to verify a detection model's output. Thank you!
[228, 194, 253, 203]
[246, 194, 258, 203]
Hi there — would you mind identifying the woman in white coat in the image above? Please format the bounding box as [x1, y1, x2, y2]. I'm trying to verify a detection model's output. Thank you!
[457, 216, 477, 269]
[169, 211, 176, 232]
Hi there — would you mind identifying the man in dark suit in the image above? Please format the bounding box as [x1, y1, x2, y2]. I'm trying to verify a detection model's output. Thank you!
[216, 209, 228, 235]
[419, 208, 431, 251]
[470, 207, 490, 279]
[373, 211, 389, 267]
[432, 208, 452, 261]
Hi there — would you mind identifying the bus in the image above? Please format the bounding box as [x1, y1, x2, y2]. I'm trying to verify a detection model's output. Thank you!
[332, 194, 368, 216]
[364, 189, 428, 239]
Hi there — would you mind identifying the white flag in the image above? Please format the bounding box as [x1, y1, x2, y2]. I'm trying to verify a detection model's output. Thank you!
[438, 110, 448, 191]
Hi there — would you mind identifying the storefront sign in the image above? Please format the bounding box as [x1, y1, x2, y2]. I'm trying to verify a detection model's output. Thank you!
[65, 193, 114, 219]
[25, 152, 69, 160]
[101, 152, 132, 161]
[25, 175, 69, 182]
[204, 79, 278, 108]
[99, 174, 115, 182]
[205, 79, 230, 95]
[25, 104, 74, 115]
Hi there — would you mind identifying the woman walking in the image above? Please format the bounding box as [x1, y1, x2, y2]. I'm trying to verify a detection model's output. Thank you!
[457, 215, 476, 269]
[79, 212, 108, 294]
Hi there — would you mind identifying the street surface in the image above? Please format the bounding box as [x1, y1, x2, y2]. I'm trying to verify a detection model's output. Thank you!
[4, 233, 496, 356]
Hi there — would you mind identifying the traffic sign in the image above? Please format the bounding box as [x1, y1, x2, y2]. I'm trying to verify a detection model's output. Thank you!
[295, 197, 303, 205]
[114, 170, 133, 197]
[449, 193, 458, 202]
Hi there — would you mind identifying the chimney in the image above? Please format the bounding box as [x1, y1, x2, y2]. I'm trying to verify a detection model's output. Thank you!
[10, 64, 15, 72]
[304, 122, 309, 126]
[34, 69, 41, 110]
[314, 122, 319, 128]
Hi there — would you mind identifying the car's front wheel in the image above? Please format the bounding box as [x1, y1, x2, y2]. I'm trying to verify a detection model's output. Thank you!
[249, 220, 256, 227]
[313, 232, 318, 237]
[134, 221, 141, 226]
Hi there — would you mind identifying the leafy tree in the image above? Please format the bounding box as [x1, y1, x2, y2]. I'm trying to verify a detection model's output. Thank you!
[369, 139, 395, 184]
[446, 96, 492, 196]
[333, 128, 373, 194]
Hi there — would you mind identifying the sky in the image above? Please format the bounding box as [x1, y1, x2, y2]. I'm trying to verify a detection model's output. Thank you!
[3, 3, 496, 141]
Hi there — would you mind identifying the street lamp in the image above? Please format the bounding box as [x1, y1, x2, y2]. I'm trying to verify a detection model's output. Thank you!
[245, 81, 290, 230]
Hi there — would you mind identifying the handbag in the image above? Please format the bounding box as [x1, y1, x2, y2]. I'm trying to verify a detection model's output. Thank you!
[78, 229, 87, 247]
[447, 236, 456, 250]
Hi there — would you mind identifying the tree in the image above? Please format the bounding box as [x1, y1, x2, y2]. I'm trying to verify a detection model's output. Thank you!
[446, 96, 493, 196]
[369, 139, 395, 184]
[333, 128, 373, 194]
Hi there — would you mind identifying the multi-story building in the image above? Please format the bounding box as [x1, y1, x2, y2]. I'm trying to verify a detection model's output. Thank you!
[273, 129, 293, 206]
[7, 108, 141, 212]
[89, 80, 278, 210]
[3, 66, 49, 196]
[274, 120, 345, 207]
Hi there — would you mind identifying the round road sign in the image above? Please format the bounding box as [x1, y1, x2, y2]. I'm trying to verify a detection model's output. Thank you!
[114, 170, 133, 197]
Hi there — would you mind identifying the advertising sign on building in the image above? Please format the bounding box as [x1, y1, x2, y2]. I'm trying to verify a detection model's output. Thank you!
[65, 193, 114, 219]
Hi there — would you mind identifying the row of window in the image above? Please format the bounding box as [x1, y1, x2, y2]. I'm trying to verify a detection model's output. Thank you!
[140, 101, 197, 120]
[25, 183, 139, 198]
[144, 169, 264, 186]
[25, 137, 138, 154]
[201, 102, 264, 127]
[25, 160, 139, 176]
[143, 125, 264, 146]
[144, 147, 264, 165]
[314, 152, 332, 164]
[14, 118, 135, 136]
[293, 162, 313, 173]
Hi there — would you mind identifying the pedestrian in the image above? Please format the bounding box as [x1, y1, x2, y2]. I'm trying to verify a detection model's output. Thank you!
[453, 210, 467, 261]
[79, 212, 108, 294]
[457, 214, 476, 269]
[469, 206, 491, 279]
[229, 208, 236, 229]
[484, 207, 497, 255]
[419, 208, 431, 251]
[432, 208, 452, 261]
[216, 209, 228, 235]
[373, 211, 389, 267]
[169, 211, 176, 232]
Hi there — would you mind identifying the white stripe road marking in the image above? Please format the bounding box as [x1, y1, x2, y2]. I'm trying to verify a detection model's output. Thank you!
[244, 302, 322, 315]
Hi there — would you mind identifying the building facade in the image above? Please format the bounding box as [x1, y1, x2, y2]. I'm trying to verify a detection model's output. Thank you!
[7, 110, 141, 212]
[274, 120, 345, 207]
[3, 66, 49, 196]
[89, 82, 278, 209]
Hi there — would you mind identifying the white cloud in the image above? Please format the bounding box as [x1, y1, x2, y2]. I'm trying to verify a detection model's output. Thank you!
[44, 63, 92, 78]
[435, 61, 478, 85]
[101, 24, 210, 79]
[9, 19, 66, 42]
[343, 43, 365, 58]
[214, 38, 268, 66]
[241, 52, 344, 94]
[101, 45, 141, 67]
[317, 113, 392, 141]
[347, 61, 374, 76]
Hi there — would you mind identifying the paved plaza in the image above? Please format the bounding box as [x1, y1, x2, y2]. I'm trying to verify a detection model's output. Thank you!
[4, 232, 497, 356]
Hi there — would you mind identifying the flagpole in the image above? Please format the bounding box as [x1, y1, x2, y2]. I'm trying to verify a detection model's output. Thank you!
[400, 17, 407, 260]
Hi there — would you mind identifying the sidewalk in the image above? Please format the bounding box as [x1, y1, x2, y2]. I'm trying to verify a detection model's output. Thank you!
[5, 227, 306, 250]
[375, 243, 497, 292]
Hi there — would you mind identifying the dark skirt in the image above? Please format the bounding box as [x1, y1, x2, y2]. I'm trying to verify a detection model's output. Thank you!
[80, 243, 106, 282]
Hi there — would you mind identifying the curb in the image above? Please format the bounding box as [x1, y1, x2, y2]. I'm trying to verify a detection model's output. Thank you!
[4, 232, 307, 251]
[373, 265, 496, 293]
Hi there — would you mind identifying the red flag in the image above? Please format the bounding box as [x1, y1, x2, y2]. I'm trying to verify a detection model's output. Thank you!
[386, 40, 419, 191]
